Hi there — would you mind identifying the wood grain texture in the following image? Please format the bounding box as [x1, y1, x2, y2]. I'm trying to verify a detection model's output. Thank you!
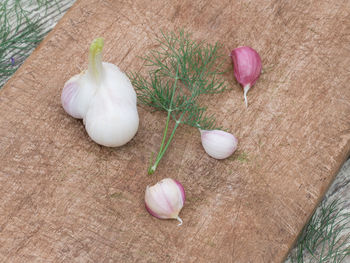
[1, 0, 350, 262]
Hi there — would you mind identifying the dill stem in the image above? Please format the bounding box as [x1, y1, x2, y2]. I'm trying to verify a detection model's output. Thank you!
[159, 110, 171, 154]
[149, 121, 180, 174]
[149, 107, 186, 174]
[148, 109, 171, 174]
[148, 62, 180, 175]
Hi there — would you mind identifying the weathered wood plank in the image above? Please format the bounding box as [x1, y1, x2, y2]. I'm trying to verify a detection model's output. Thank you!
[0, 0, 350, 262]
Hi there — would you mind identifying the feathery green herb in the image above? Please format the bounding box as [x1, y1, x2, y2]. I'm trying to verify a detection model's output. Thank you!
[0, 0, 71, 88]
[288, 199, 350, 263]
[130, 30, 227, 174]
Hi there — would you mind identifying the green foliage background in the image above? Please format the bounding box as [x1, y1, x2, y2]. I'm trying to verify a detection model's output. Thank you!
[0, 0, 74, 88]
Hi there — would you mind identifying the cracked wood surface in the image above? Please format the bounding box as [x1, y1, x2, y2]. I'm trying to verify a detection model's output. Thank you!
[1, 0, 350, 262]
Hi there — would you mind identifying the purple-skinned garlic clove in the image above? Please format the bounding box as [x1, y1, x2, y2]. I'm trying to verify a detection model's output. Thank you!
[200, 129, 238, 159]
[145, 178, 185, 225]
[61, 74, 94, 119]
[230, 46, 262, 107]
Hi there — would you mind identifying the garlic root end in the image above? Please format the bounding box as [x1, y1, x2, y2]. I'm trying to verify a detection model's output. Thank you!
[243, 84, 250, 108]
[176, 216, 183, 226]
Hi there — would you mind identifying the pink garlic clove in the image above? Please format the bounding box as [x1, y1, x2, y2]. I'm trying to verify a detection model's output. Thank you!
[61, 73, 96, 120]
[230, 46, 262, 107]
[145, 178, 185, 225]
[61, 76, 83, 119]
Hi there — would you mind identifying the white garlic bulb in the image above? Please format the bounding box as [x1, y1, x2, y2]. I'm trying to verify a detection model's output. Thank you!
[200, 129, 238, 159]
[61, 38, 139, 147]
[145, 178, 185, 225]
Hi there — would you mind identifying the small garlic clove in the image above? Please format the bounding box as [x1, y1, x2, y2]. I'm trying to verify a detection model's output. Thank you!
[61, 73, 96, 119]
[61, 80, 81, 119]
[200, 129, 238, 159]
[145, 178, 185, 225]
[230, 46, 262, 107]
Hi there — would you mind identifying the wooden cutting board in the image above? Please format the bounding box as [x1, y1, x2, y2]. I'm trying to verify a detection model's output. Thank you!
[1, 0, 350, 262]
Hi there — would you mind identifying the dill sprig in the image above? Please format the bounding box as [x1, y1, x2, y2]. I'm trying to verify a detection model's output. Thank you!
[288, 199, 350, 263]
[129, 30, 227, 174]
[0, 0, 71, 88]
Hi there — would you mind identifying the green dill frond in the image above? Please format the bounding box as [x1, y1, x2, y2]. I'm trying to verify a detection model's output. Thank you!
[130, 29, 227, 131]
[288, 199, 350, 263]
[129, 30, 228, 174]
[0, 0, 74, 88]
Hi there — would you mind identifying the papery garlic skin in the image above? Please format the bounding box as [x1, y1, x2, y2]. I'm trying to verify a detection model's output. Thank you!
[200, 129, 238, 159]
[84, 63, 139, 147]
[145, 178, 185, 225]
[61, 73, 96, 119]
[230, 46, 262, 107]
[61, 38, 139, 147]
